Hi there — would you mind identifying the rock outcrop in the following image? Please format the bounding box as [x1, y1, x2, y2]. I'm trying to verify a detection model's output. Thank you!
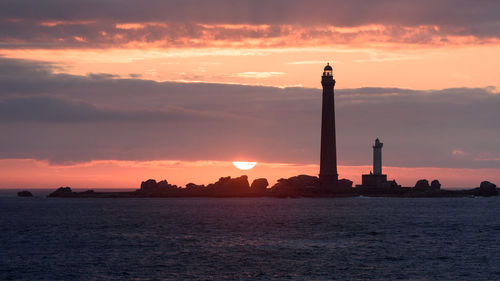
[48, 186, 73, 197]
[414, 179, 430, 190]
[139, 179, 179, 195]
[430, 180, 441, 190]
[250, 178, 269, 192]
[470, 181, 498, 197]
[207, 175, 250, 195]
[271, 175, 320, 191]
[338, 178, 354, 189]
[270, 175, 356, 196]
[140, 179, 158, 191]
[17, 190, 33, 197]
[185, 183, 204, 190]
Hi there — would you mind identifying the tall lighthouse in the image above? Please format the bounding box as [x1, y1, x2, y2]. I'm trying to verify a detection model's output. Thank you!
[319, 63, 339, 188]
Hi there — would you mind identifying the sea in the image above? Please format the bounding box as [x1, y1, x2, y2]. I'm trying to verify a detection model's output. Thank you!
[1, 190, 500, 280]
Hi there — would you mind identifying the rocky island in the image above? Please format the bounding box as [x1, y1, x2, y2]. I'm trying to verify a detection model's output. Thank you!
[47, 175, 498, 198]
[17, 190, 33, 197]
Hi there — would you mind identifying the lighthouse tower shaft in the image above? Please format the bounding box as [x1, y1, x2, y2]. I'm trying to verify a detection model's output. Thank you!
[373, 138, 383, 175]
[319, 65, 338, 187]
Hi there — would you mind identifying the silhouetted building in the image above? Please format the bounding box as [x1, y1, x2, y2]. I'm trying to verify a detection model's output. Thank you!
[319, 63, 339, 188]
[358, 138, 399, 189]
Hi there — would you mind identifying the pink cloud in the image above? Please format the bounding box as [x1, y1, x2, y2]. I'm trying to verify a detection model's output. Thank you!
[1, 22, 498, 49]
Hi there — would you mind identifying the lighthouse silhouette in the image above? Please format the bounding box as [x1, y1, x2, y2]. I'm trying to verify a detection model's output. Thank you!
[319, 63, 339, 188]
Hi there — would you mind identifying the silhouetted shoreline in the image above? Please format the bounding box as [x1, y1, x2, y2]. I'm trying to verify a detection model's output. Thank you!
[45, 175, 498, 198]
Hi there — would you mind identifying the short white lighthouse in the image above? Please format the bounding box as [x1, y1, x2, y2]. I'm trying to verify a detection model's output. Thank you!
[358, 138, 399, 189]
[373, 138, 383, 175]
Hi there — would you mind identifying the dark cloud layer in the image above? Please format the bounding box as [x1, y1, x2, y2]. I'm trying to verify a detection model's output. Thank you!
[0, 0, 499, 48]
[0, 96, 227, 123]
[1, 0, 498, 27]
[0, 57, 499, 168]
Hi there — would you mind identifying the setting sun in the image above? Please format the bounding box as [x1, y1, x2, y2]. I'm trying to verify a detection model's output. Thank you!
[232, 161, 257, 170]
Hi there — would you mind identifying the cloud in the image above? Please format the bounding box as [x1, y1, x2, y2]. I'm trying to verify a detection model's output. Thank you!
[0, 96, 111, 122]
[0, 23, 496, 49]
[0, 57, 499, 168]
[0, 96, 229, 123]
[235, 72, 285, 78]
[0, 1, 499, 48]
[1, 0, 498, 28]
[288, 61, 327, 65]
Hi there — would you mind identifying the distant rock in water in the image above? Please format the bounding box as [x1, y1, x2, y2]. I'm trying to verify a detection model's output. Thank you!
[414, 179, 430, 190]
[17, 190, 33, 197]
[48, 186, 73, 197]
[430, 180, 441, 190]
[251, 178, 269, 192]
[409, 179, 446, 196]
[480, 181, 497, 190]
[471, 181, 498, 197]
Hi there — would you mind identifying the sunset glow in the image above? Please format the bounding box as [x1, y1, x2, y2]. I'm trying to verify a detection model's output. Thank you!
[232, 161, 257, 170]
[3, 2, 500, 280]
[0, 0, 499, 189]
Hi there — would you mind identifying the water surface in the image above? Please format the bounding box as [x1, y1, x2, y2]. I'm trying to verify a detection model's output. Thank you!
[1, 197, 499, 280]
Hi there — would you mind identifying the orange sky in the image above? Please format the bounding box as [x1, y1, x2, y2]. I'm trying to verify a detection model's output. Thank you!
[1, 159, 499, 189]
[1, 44, 498, 90]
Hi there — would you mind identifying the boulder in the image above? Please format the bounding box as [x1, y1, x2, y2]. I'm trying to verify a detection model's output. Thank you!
[480, 181, 496, 189]
[17, 190, 33, 197]
[338, 178, 353, 189]
[477, 181, 498, 196]
[185, 183, 204, 190]
[271, 175, 320, 190]
[250, 178, 269, 192]
[414, 179, 430, 190]
[48, 186, 73, 197]
[430, 180, 441, 190]
[138, 178, 180, 195]
[225, 175, 250, 191]
[140, 179, 157, 191]
[208, 175, 250, 194]
[157, 180, 178, 190]
[157, 180, 169, 188]
[388, 180, 401, 189]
